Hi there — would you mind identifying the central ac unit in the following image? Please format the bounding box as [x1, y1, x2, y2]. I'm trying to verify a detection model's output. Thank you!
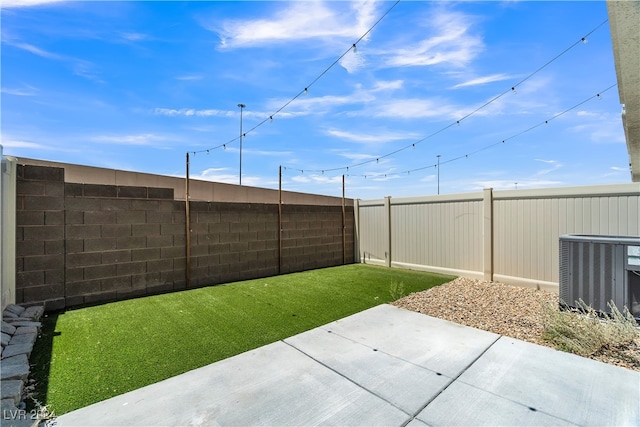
[559, 234, 640, 320]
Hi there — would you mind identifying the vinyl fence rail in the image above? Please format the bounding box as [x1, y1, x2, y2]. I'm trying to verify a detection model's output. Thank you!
[355, 183, 640, 292]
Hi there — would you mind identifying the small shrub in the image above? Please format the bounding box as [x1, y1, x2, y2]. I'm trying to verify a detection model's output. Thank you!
[541, 299, 639, 357]
[389, 281, 406, 301]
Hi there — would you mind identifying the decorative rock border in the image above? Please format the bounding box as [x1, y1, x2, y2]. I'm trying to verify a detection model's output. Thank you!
[1, 304, 44, 418]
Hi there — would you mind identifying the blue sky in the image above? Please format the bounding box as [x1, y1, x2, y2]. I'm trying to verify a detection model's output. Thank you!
[0, 1, 630, 199]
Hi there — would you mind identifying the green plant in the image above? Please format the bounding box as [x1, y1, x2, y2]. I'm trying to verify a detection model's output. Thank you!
[389, 280, 406, 301]
[541, 298, 639, 357]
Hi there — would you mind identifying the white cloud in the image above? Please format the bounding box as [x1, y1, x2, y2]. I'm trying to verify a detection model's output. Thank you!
[212, 1, 378, 49]
[325, 128, 414, 144]
[120, 32, 148, 42]
[339, 50, 367, 74]
[452, 73, 512, 89]
[371, 80, 404, 92]
[383, 9, 483, 68]
[195, 167, 271, 187]
[176, 74, 204, 81]
[1, 85, 38, 96]
[0, 0, 64, 8]
[154, 108, 234, 118]
[534, 158, 562, 176]
[7, 42, 64, 60]
[91, 133, 170, 146]
[0, 139, 48, 150]
[368, 98, 458, 119]
[291, 173, 343, 185]
[333, 151, 378, 162]
[5, 41, 102, 82]
[568, 112, 625, 144]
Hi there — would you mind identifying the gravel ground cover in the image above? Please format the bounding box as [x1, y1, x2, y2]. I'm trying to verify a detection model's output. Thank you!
[393, 277, 640, 372]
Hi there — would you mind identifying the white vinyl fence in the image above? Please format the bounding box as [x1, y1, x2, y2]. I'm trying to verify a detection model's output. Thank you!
[355, 183, 640, 292]
[1, 147, 17, 309]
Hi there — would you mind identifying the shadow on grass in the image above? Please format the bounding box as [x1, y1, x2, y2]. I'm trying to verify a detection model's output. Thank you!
[26, 311, 60, 412]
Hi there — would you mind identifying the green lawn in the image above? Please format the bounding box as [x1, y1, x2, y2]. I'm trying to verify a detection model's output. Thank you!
[31, 264, 454, 415]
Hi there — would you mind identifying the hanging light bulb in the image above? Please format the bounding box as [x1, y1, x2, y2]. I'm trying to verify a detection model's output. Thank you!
[511, 87, 517, 94]
[352, 43, 357, 53]
[304, 88, 308, 95]
[581, 37, 588, 44]
[270, 116, 273, 122]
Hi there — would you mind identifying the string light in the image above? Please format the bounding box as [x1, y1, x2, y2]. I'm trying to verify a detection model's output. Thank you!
[186, 1, 401, 157]
[281, 85, 616, 183]
[190, 13, 610, 187]
[280, 19, 609, 175]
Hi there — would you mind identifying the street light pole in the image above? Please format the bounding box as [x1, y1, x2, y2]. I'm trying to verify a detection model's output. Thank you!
[238, 103, 246, 186]
[436, 154, 441, 195]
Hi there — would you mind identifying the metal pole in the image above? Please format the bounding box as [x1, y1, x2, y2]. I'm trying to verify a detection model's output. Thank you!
[278, 165, 282, 275]
[185, 152, 191, 288]
[436, 155, 441, 195]
[238, 103, 245, 186]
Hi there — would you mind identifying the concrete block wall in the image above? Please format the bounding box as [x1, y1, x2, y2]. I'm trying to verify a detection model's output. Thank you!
[281, 205, 354, 273]
[15, 164, 355, 310]
[189, 202, 280, 286]
[16, 165, 65, 309]
[63, 182, 185, 308]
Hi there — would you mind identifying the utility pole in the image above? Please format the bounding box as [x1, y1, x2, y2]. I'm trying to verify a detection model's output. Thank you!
[238, 103, 246, 186]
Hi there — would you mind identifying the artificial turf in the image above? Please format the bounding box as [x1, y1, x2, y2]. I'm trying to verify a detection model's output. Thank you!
[30, 264, 454, 415]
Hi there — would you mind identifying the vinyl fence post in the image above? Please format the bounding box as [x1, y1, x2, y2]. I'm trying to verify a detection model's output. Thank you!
[385, 196, 392, 268]
[353, 199, 360, 263]
[483, 188, 493, 281]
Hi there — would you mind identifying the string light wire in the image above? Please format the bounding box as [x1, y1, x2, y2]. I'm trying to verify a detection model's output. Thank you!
[189, 0, 401, 156]
[282, 18, 610, 174]
[313, 84, 617, 180]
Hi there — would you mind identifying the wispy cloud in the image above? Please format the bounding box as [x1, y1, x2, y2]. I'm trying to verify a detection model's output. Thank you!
[367, 98, 459, 119]
[7, 42, 64, 60]
[332, 151, 378, 162]
[534, 158, 562, 176]
[91, 133, 171, 146]
[568, 112, 625, 144]
[0, 0, 64, 8]
[211, 1, 378, 49]
[4, 40, 102, 82]
[154, 108, 234, 118]
[0, 138, 48, 150]
[120, 32, 149, 42]
[291, 173, 343, 185]
[1, 85, 38, 96]
[452, 73, 512, 89]
[383, 9, 483, 68]
[325, 128, 415, 144]
[195, 167, 271, 187]
[176, 74, 204, 81]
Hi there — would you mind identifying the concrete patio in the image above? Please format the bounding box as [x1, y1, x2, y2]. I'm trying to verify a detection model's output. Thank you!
[57, 304, 639, 426]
